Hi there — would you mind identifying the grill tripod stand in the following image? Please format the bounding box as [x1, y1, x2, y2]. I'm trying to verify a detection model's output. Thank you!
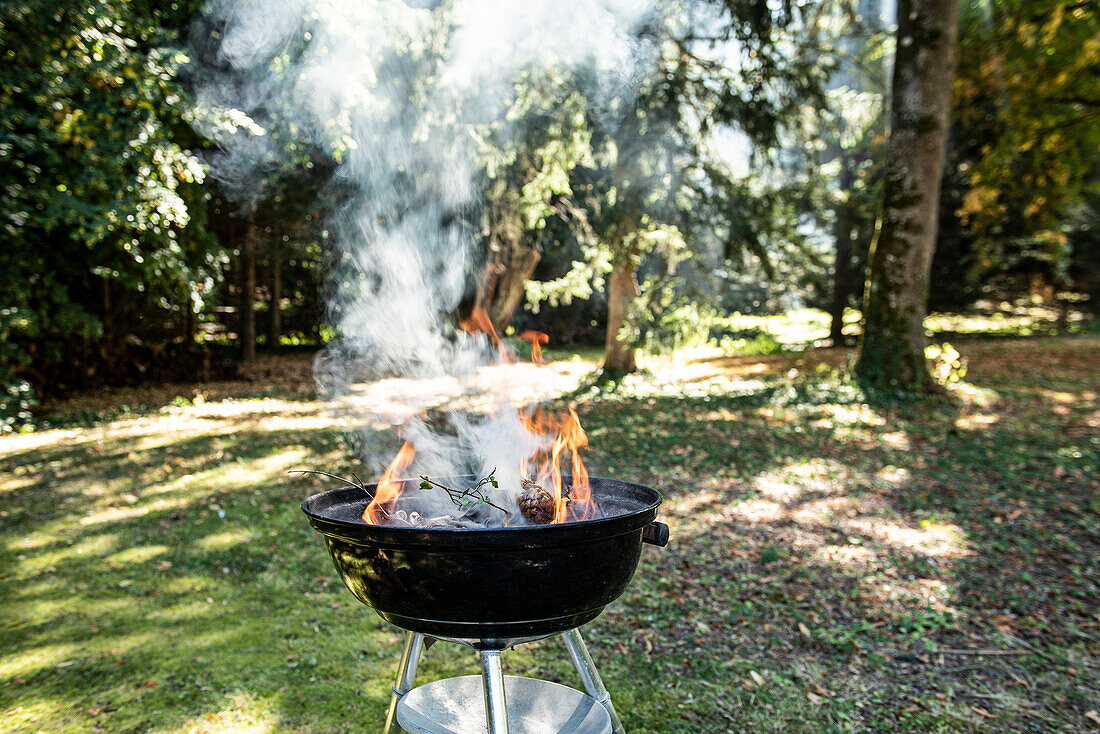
[382, 628, 625, 734]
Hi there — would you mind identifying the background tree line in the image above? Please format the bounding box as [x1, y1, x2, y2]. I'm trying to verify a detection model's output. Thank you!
[2, 0, 1097, 428]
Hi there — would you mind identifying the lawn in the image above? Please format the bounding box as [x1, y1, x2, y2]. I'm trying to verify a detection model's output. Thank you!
[2, 336, 1098, 733]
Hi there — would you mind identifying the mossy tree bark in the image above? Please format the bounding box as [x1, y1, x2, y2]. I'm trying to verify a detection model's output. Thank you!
[603, 256, 640, 374]
[601, 127, 643, 375]
[856, 0, 959, 391]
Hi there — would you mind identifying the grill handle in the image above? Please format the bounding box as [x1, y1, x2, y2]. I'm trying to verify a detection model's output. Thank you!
[642, 521, 669, 547]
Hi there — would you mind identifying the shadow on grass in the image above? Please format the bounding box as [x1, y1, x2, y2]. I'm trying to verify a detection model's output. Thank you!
[0, 422, 484, 733]
[1, 337, 1097, 732]
[570, 351, 1098, 732]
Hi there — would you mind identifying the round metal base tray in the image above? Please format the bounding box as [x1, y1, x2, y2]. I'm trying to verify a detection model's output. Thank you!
[396, 675, 612, 734]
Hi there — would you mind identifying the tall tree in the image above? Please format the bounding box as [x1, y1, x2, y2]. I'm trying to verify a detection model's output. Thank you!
[471, 73, 594, 332]
[855, 0, 959, 391]
[822, 1, 890, 345]
[535, 0, 830, 373]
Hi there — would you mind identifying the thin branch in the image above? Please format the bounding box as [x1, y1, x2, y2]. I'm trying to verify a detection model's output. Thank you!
[418, 474, 507, 513]
[288, 469, 368, 492]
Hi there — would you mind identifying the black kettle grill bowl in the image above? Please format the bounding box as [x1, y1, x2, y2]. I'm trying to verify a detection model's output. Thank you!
[301, 477, 666, 648]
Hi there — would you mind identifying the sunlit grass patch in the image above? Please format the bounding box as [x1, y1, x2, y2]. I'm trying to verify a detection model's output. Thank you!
[1, 339, 1098, 732]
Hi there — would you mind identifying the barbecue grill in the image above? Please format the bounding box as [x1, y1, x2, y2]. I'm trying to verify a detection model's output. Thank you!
[302, 476, 669, 733]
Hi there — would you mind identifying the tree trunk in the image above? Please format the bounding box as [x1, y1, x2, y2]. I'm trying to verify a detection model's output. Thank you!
[602, 259, 640, 374]
[855, 0, 958, 391]
[474, 240, 541, 331]
[184, 291, 196, 343]
[269, 246, 282, 351]
[240, 221, 257, 362]
[829, 159, 857, 346]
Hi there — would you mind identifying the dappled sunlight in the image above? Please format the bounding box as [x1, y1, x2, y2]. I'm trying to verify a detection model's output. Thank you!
[790, 496, 863, 525]
[0, 647, 76, 682]
[9, 532, 119, 571]
[753, 459, 854, 499]
[0, 427, 86, 458]
[840, 517, 970, 558]
[1028, 388, 1095, 419]
[3, 595, 131, 628]
[754, 476, 807, 502]
[955, 412, 1000, 430]
[80, 503, 153, 526]
[875, 465, 910, 484]
[0, 398, 342, 466]
[199, 446, 312, 491]
[810, 402, 886, 430]
[923, 309, 1068, 335]
[813, 544, 877, 565]
[728, 497, 787, 523]
[147, 600, 234, 624]
[645, 347, 783, 388]
[0, 473, 36, 494]
[2, 701, 60, 731]
[105, 544, 170, 566]
[946, 379, 1000, 406]
[66, 446, 311, 528]
[661, 474, 973, 627]
[880, 431, 911, 450]
[2, 339, 1096, 732]
[663, 456, 972, 576]
[0, 636, 113, 679]
[176, 692, 278, 734]
[159, 576, 215, 596]
[199, 529, 256, 552]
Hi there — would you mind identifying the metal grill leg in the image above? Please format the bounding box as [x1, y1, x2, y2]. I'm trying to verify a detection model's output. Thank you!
[383, 632, 426, 734]
[563, 629, 625, 734]
[479, 649, 509, 734]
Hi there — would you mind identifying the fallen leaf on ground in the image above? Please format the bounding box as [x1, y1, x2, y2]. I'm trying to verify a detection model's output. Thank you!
[971, 706, 996, 719]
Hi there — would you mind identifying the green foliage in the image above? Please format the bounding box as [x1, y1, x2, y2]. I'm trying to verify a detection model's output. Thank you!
[0, 370, 36, 434]
[0, 0, 222, 394]
[521, 1, 833, 351]
[720, 330, 786, 356]
[944, 0, 1100, 300]
[637, 301, 715, 355]
[789, 3, 890, 324]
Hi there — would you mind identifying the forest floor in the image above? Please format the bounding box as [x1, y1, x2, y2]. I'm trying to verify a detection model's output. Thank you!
[2, 335, 1098, 733]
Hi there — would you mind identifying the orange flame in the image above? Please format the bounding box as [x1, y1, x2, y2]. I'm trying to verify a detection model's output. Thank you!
[364, 441, 416, 523]
[517, 330, 549, 365]
[519, 407, 593, 523]
[459, 306, 500, 345]
[369, 320, 594, 525]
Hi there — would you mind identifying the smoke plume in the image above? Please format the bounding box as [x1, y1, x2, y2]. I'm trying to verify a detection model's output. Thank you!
[200, 0, 663, 524]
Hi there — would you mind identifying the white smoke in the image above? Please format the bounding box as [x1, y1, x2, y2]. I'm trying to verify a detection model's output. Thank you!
[201, 0, 664, 524]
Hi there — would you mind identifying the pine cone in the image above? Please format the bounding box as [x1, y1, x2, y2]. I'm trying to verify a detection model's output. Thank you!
[518, 479, 555, 524]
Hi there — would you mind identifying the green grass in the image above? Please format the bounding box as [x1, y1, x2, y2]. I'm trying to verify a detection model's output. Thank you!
[2, 336, 1098, 732]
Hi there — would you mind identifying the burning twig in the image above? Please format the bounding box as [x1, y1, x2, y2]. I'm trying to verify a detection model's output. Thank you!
[418, 470, 507, 513]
